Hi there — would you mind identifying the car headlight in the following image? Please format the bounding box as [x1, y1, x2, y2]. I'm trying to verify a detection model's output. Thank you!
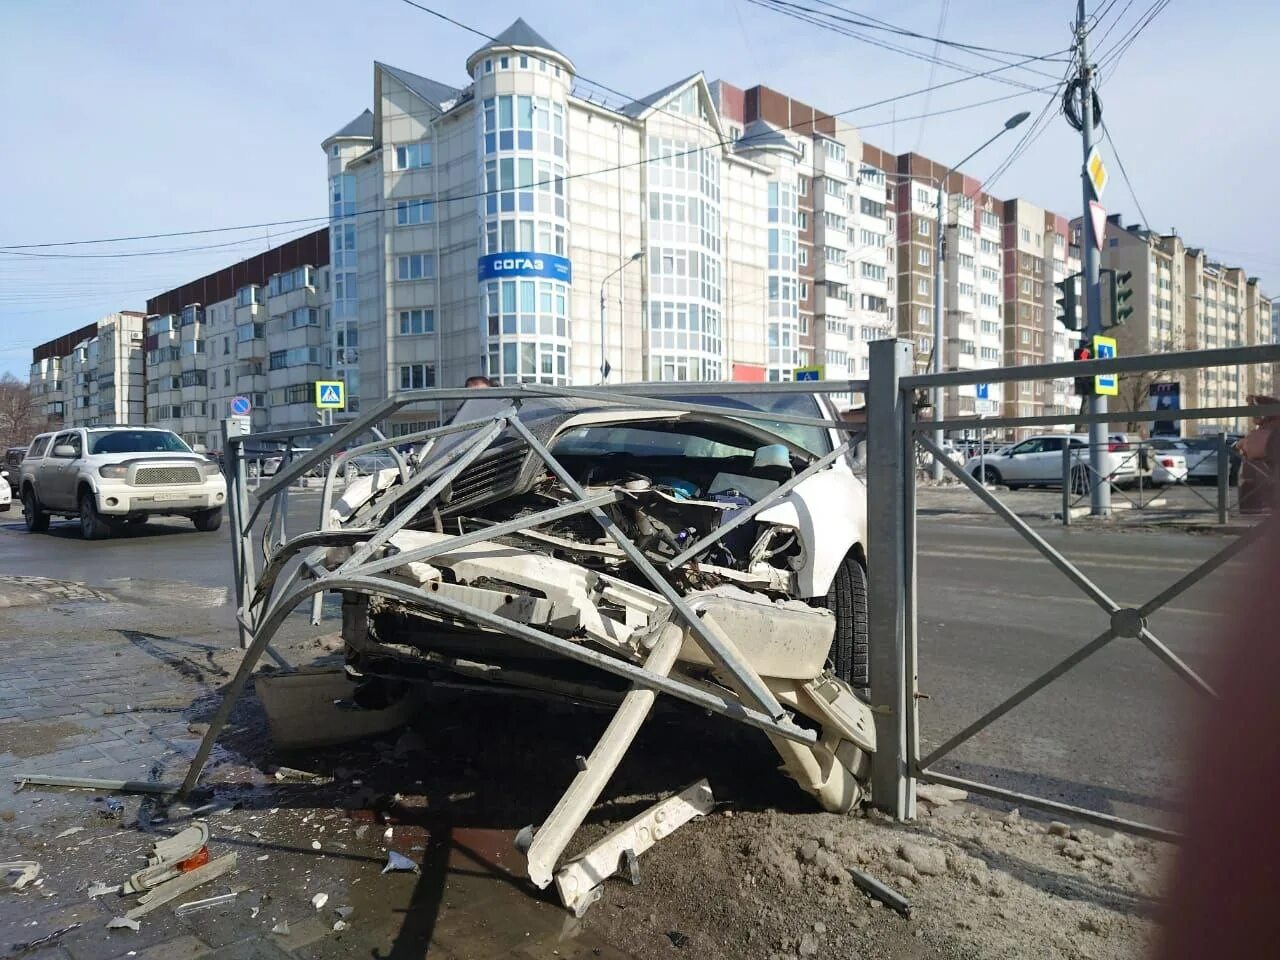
[99, 465, 128, 479]
[200, 460, 222, 477]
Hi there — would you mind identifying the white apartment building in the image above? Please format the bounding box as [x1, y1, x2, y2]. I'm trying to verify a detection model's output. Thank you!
[144, 230, 332, 450]
[29, 312, 145, 430]
[321, 19, 818, 433]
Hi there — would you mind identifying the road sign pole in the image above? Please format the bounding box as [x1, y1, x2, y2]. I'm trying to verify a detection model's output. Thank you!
[1077, 0, 1110, 517]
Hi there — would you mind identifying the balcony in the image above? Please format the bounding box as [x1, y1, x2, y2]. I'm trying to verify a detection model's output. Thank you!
[236, 373, 267, 393]
[236, 338, 267, 361]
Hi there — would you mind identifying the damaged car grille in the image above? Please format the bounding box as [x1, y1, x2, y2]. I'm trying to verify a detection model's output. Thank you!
[441, 445, 529, 516]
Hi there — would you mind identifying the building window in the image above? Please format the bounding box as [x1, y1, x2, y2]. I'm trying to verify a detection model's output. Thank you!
[917, 218, 931, 237]
[398, 309, 435, 335]
[399, 364, 436, 390]
[396, 255, 435, 281]
[917, 248, 930, 267]
[917, 278, 929, 296]
[394, 142, 432, 170]
[798, 175, 809, 197]
[395, 199, 434, 225]
[798, 211, 808, 231]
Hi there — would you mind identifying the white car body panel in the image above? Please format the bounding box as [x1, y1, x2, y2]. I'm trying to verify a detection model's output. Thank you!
[756, 467, 865, 598]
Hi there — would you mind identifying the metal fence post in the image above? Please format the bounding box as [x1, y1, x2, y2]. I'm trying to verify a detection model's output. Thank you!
[1217, 431, 1229, 524]
[221, 418, 254, 650]
[1062, 440, 1072, 526]
[867, 338, 915, 821]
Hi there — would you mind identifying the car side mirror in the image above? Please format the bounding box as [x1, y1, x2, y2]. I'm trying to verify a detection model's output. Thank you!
[193, 443, 208, 455]
[52, 444, 76, 458]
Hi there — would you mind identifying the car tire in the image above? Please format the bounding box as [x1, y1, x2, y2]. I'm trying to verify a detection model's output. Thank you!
[192, 508, 222, 532]
[818, 554, 869, 690]
[79, 493, 111, 540]
[22, 487, 49, 533]
[972, 466, 1002, 486]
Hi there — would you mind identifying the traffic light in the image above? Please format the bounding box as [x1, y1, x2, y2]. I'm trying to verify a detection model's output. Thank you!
[1056, 273, 1081, 331]
[1073, 342, 1094, 396]
[1112, 269, 1134, 327]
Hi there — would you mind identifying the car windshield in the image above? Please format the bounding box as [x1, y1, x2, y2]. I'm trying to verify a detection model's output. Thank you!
[90, 431, 190, 455]
[663, 391, 834, 457]
[552, 424, 756, 460]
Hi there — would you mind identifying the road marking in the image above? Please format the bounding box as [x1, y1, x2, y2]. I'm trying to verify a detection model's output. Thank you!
[924, 584, 1223, 620]
[919, 544, 1245, 573]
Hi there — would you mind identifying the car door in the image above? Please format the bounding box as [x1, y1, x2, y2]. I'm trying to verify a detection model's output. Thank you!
[1001, 439, 1043, 482]
[42, 431, 82, 509]
[1031, 437, 1066, 483]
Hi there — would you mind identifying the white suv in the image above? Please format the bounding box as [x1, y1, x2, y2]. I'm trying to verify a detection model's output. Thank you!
[962, 433, 1140, 490]
[19, 426, 227, 539]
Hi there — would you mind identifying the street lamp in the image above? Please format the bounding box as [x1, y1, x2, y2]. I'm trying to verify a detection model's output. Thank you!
[600, 250, 644, 383]
[930, 111, 1029, 479]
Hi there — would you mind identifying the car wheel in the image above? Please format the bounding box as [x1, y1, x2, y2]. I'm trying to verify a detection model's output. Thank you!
[818, 554, 869, 690]
[22, 488, 49, 533]
[192, 508, 222, 532]
[79, 493, 111, 540]
[972, 466, 1002, 486]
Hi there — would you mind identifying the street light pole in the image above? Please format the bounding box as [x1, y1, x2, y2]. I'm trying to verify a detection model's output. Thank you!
[600, 250, 644, 383]
[930, 111, 1030, 480]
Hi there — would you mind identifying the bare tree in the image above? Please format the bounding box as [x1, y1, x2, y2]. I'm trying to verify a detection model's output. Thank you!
[1115, 321, 1193, 435]
[0, 374, 45, 451]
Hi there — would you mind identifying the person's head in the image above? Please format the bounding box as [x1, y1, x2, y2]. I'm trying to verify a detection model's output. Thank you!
[465, 375, 493, 388]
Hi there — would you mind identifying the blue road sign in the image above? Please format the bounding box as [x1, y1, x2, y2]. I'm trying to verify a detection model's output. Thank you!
[229, 395, 251, 416]
[976, 383, 989, 400]
[794, 366, 823, 382]
[315, 381, 346, 409]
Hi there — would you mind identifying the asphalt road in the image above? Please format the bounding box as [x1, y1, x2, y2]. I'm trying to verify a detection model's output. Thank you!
[0, 494, 1253, 831]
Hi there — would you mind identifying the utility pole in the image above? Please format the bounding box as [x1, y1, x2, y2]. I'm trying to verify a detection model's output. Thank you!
[1076, 0, 1110, 516]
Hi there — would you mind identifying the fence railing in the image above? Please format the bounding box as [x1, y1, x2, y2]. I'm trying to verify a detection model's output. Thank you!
[866, 338, 1280, 836]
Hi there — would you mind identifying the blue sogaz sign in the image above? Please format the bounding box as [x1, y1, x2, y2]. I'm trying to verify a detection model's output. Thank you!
[477, 252, 572, 283]
[976, 384, 989, 400]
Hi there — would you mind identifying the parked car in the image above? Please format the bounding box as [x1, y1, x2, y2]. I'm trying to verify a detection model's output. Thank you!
[1145, 445, 1188, 485]
[4, 447, 26, 494]
[962, 433, 1139, 490]
[1149, 436, 1239, 484]
[0, 471, 10, 512]
[18, 426, 227, 539]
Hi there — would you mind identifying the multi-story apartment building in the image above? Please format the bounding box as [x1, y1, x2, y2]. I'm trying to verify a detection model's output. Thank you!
[1072, 214, 1274, 432]
[709, 82, 895, 387]
[29, 313, 145, 430]
[1002, 200, 1081, 430]
[144, 230, 330, 449]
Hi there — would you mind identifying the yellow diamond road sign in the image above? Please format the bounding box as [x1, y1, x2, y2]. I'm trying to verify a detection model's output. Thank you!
[1086, 147, 1108, 199]
[315, 380, 346, 409]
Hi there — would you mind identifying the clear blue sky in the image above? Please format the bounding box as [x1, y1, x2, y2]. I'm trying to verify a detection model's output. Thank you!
[2, 0, 1276, 377]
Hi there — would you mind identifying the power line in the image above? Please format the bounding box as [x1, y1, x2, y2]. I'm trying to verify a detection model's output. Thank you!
[979, 51, 1078, 193]
[1099, 119, 1150, 232]
[1097, 0, 1172, 73]
[0, 46, 1069, 252]
[744, 0, 1055, 90]
[0, 224, 319, 260]
[913, 0, 952, 153]
[1092, 0, 1136, 48]
[797, 0, 1072, 66]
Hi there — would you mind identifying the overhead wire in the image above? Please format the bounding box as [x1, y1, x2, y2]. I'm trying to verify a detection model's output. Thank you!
[913, 0, 952, 153]
[1099, 119, 1150, 232]
[0, 40, 1070, 253]
[743, 0, 1055, 90]
[1096, 0, 1172, 72]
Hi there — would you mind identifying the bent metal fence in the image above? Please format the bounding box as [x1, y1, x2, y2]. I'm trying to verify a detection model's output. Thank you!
[865, 339, 1280, 840]
[179, 380, 869, 802]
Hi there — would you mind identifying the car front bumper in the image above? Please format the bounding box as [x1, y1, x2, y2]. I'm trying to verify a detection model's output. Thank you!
[94, 479, 227, 515]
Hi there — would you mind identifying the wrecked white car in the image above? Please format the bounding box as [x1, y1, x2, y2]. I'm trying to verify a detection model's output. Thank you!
[203, 387, 874, 913]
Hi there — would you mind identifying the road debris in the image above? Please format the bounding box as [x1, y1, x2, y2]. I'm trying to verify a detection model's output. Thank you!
[107, 917, 141, 931]
[124, 822, 211, 893]
[272, 921, 290, 936]
[312, 892, 329, 910]
[849, 866, 911, 918]
[100, 797, 125, 819]
[11, 923, 80, 952]
[2, 861, 41, 890]
[125, 852, 238, 920]
[333, 920, 350, 932]
[274, 766, 332, 784]
[55, 826, 85, 839]
[174, 892, 238, 916]
[12, 773, 177, 795]
[88, 882, 122, 897]
[382, 851, 418, 874]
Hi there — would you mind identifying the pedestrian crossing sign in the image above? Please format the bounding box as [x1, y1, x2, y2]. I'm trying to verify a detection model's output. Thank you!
[315, 380, 346, 409]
